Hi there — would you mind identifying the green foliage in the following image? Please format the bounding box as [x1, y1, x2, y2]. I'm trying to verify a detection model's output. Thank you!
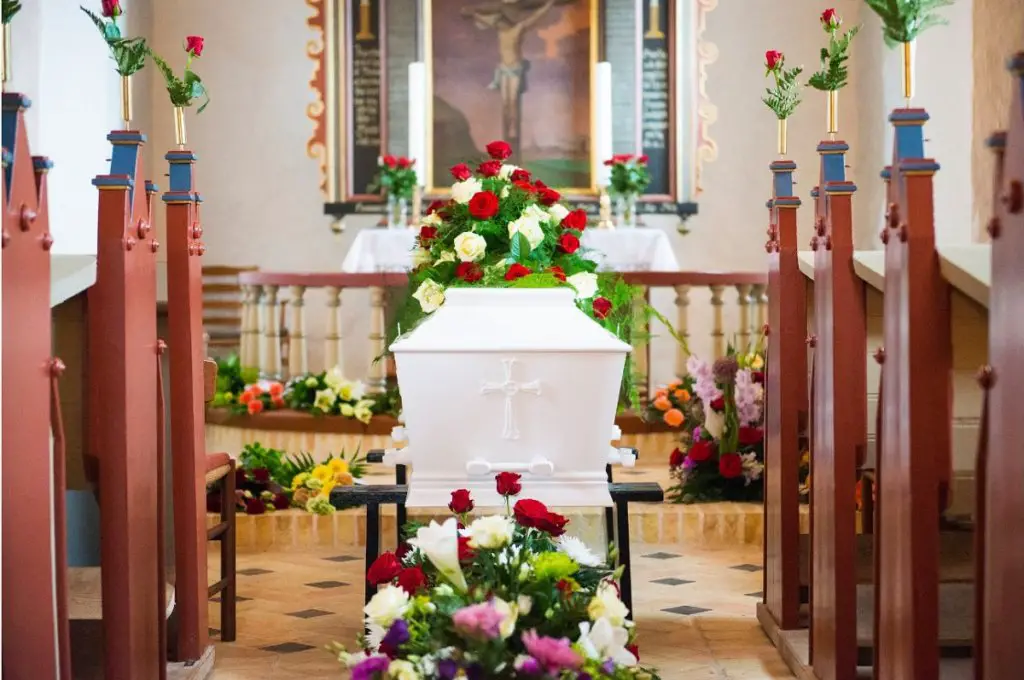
[608, 159, 651, 197]
[762, 65, 804, 120]
[808, 25, 860, 91]
[863, 0, 955, 45]
[210, 354, 258, 409]
[238, 442, 289, 484]
[150, 51, 209, 112]
[80, 6, 148, 76]
[2, 0, 20, 23]
[370, 161, 417, 200]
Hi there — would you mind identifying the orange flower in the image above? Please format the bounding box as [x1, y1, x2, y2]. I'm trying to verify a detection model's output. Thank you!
[667, 378, 682, 389]
[272, 396, 285, 408]
[238, 391, 253, 405]
[247, 399, 264, 415]
[654, 388, 668, 400]
[653, 396, 672, 411]
[663, 408, 684, 427]
[673, 389, 691, 402]
[268, 382, 284, 397]
[249, 385, 264, 397]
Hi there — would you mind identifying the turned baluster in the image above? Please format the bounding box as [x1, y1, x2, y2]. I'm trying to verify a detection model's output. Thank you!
[367, 286, 386, 393]
[287, 285, 308, 377]
[673, 284, 691, 379]
[324, 286, 345, 374]
[239, 284, 258, 368]
[261, 284, 282, 378]
[709, 284, 726, 358]
[631, 287, 650, 400]
[736, 283, 753, 350]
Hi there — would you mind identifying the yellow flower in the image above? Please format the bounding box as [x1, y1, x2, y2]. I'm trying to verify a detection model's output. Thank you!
[312, 465, 333, 482]
[329, 458, 349, 474]
[290, 472, 310, 490]
[750, 354, 764, 370]
[320, 479, 337, 497]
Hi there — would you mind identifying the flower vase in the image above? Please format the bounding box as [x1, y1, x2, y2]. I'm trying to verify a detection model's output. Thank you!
[615, 193, 639, 228]
[387, 194, 408, 229]
[173, 106, 187, 149]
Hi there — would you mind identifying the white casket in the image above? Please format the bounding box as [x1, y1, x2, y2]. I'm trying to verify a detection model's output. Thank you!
[386, 287, 632, 508]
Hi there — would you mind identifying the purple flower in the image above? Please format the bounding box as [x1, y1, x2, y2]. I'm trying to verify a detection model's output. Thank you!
[351, 654, 389, 680]
[515, 656, 542, 674]
[602, 659, 616, 674]
[521, 630, 583, 673]
[682, 456, 697, 471]
[438, 660, 459, 679]
[379, 619, 409, 657]
[692, 426, 703, 440]
[452, 602, 505, 640]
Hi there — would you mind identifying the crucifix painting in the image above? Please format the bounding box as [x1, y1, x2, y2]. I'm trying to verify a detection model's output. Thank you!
[428, 0, 595, 192]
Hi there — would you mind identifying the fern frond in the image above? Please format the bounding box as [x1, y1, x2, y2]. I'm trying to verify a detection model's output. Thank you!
[863, 0, 955, 45]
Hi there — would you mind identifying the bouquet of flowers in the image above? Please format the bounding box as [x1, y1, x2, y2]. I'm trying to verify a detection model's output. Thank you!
[285, 367, 378, 423]
[646, 375, 699, 430]
[334, 474, 660, 679]
[665, 350, 766, 503]
[236, 380, 286, 415]
[374, 155, 418, 200]
[603, 154, 651, 198]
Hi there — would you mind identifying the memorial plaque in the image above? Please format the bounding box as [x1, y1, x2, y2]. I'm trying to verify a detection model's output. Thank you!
[348, 0, 386, 200]
[640, 0, 672, 198]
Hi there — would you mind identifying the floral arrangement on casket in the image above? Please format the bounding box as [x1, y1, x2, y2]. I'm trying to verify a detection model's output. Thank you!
[394, 140, 644, 403]
[333, 473, 661, 679]
[663, 350, 767, 503]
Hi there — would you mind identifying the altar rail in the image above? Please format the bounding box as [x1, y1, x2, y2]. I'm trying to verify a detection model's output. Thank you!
[235, 270, 768, 394]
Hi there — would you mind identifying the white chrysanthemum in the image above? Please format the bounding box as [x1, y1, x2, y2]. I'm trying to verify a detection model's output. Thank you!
[364, 622, 386, 651]
[451, 177, 483, 204]
[466, 514, 514, 549]
[548, 203, 570, 222]
[556, 535, 603, 567]
[412, 279, 445, 313]
[364, 584, 410, 628]
[453, 232, 487, 262]
[507, 214, 545, 249]
[566, 272, 598, 300]
[498, 164, 520, 180]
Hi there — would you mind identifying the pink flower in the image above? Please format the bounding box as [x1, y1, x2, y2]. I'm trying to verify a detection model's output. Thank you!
[452, 602, 505, 640]
[521, 630, 582, 672]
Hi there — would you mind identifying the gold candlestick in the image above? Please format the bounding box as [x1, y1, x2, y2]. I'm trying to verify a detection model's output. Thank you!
[120, 75, 133, 130]
[356, 0, 375, 40]
[777, 118, 788, 156]
[901, 40, 915, 105]
[644, 0, 665, 39]
[173, 107, 187, 148]
[598, 187, 614, 229]
[2, 23, 11, 91]
[826, 90, 839, 139]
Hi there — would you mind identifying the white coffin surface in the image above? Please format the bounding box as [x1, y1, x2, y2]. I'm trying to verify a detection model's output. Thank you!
[389, 287, 630, 508]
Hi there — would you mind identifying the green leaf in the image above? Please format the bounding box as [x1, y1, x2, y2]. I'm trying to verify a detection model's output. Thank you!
[510, 230, 531, 261]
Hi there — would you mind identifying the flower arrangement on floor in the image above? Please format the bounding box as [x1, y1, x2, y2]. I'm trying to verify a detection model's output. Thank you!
[660, 347, 767, 503]
[604, 154, 650, 228]
[392, 140, 648, 405]
[206, 442, 367, 515]
[333, 474, 660, 679]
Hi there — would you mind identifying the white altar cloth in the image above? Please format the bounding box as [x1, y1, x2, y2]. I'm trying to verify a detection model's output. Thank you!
[340, 228, 679, 273]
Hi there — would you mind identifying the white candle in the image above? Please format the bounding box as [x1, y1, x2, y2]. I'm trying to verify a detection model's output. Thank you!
[594, 62, 614, 187]
[407, 62, 427, 187]
[649, 0, 659, 6]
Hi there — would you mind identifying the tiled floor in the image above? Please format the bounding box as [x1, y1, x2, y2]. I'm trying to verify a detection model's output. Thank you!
[207, 543, 794, 679]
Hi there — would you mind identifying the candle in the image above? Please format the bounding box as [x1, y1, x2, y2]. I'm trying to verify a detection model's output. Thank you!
[594, 62, 613, 188]
[408, 62, 427, 187]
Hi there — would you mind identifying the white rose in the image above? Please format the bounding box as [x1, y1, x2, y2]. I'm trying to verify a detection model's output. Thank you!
[389, 660, 421, 680]
[436, 250, 456, 264]
[453, 232, 487, 262]
[466, 515, 514, 550]
[498, 164, 520, 180]
[313, 388, 337, 413]
[522, 204, 551, 224]
[548, 203, 570, 222]
[451, 177, 483, 204]
[421, 212, 443, 227]
[412, 279, 445, 313]
[507, 215, 545, 249]
[411, 248, 433, 267]
[566, 272, 598, 300]
[364, 584, 410, 628]
[408, 518, 468, 591]
[587, 582, 630, 626]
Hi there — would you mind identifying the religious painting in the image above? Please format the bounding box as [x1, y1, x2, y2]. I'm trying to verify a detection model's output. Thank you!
[426, 0, 597, 194]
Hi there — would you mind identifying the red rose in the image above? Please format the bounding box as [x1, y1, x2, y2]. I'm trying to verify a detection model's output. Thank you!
[548, 265, 566, 282]
[687, 440, 714, 463]
[538, 187, 561, 206]
[185, 35, 204, 57]
[382, 155, 397, 168]
[710, 396, 725, 411]
[513, 180, 535, 193]
[627, 645, 640, 662]
[536, 510, 569, 537]
[561, 209, 588, 231]
[752, 371, 765, 384]
[592, 296, 613, 319]
[558, 232, 580, 254]
[765, 50, 783, 71]
[101, 0, 122, 17]
[468, 191, 500, 219]
[719, 452, 743, 479]
[367, 551, 402, 585]
[510, 168, 531, 182]
[485, 140, 512, 160]
[251, 468, 271, 483]
[669, 448, 685, 468]
[396, 566, 427, 595]
[636, 154, 649, 164]
[534, 179, 548, 189]
[243, 497, 266, 515]
[448, 489, 474, 514]
[458, 535, 476, 562]
[820, 8, 840, 30]
[419, 225, 438, 245]
[272, 493, 290, 510]
[456, 262, 483, 282]
[496, 472, 522, 497]
[450, 163, 472, 181]
[505, 263, 531, 281]
[477, 160, 502, 177]
[738, 426, 764, 446]
[427, 200, 446, 214]
[396, 157, 413, 169]
[513, 499, 568, 536]
[603, 159, 615, 167]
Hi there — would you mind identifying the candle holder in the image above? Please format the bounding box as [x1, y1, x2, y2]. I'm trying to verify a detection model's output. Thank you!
[120, 75, 133, 130]
[173, 106, 187, 148]
[901, 40, 915, 105]
[597, 187, 614, 229]
[777, 118, 788, 156]
[409, 185, 423, 229]
[826, 90, 839, 138]
[2, 23, 10, 91]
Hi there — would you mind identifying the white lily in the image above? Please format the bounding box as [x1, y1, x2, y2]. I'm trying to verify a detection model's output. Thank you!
[408, 518, 468, 591]
[577, 618, 637, 666]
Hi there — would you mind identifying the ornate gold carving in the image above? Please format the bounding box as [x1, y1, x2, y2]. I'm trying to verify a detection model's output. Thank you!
[306, 0, 329, 198]
[693, 0, 719, 196]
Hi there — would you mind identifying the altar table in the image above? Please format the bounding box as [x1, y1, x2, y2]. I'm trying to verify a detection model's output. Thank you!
[341, 227, 680, 273]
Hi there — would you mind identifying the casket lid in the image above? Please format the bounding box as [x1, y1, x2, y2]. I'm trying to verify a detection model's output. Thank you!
[390, 287, 631, 353]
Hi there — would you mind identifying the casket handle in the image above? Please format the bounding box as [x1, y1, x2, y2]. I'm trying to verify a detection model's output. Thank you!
[607, 447, 637, 468]
[465, 457, 555, 477]
[383, 448, 412, 467]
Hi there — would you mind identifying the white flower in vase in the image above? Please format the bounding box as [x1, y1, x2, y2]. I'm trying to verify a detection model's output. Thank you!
[364, 584, 410, 628]
[412, 279, 446, 313]
[577, 618, 637, 666]
[507, 214, 545, 249]
[407, 518, 468, 591]
[451, 177, 483, 204]
[566, 272, 598, 300]
[454, 232, 487, 262]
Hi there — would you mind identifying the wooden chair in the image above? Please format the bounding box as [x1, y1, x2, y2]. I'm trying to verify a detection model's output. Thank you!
[203, 358, 236, 641]
[202, 265, 257, 357]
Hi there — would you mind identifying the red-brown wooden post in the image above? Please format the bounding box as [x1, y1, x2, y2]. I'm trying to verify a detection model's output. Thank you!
[88, 130, 162, 679]
[1, 92, 69, 680]
[760, 159, 804, 632]
[982, 52, 1024, 680]
[876, 108, 950, 680]
[808, 139, 863, 680]
[164, 149, 210, 661]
